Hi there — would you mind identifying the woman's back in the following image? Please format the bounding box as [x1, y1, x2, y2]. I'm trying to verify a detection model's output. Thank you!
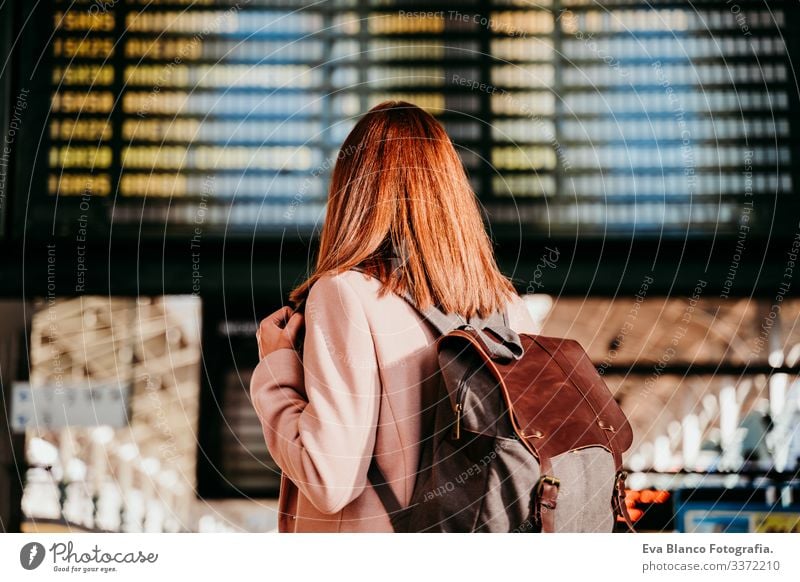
[250, 270, 539, 532]
[250, 100, 536, 532]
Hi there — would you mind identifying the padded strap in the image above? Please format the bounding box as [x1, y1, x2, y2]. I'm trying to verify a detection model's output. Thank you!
[385, 258, 523, 360]
[407, 296, 521, 359]
[470, 324, 524, 361]
[470, 309, 507, 329]
[367, 458, 402, 528]
[413, 300, 467, 336]
[402, 295, 522, 360]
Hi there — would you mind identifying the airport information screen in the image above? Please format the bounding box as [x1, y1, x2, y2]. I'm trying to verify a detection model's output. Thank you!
[12, 0, 795, 238]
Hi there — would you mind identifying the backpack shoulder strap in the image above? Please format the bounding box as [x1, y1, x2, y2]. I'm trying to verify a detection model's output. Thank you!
[399, 291, 523, 361]
[353, 261, 522, 358]
[367, 459, 403, 527]
[352, 262, 466, 336]
[470, 309, 507, 329]
[399, 292, 466, 336]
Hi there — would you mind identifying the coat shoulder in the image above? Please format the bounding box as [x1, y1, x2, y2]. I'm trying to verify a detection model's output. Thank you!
[306, 270, 382, 308]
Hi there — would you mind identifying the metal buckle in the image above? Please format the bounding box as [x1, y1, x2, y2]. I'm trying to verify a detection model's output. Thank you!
[598, 420, 616, 432]
[615, 470, 628, 496]
[536, 475, 561, 496]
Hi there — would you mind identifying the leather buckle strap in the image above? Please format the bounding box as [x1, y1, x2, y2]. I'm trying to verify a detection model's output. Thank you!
[615, 470, 628, 497]
[536, 475, 561, 500]
[612, 470, 636, 533]
[531, 474, 560, 533]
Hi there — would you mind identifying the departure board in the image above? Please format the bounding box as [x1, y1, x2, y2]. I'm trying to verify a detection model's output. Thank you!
[12, 0, 798, 238]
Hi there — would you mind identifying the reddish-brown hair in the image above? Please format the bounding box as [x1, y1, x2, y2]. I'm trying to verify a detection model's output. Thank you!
[290, 100, 515, 318]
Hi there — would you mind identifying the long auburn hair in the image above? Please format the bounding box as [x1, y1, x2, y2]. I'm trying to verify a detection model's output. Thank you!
[290, 100, 515, 319]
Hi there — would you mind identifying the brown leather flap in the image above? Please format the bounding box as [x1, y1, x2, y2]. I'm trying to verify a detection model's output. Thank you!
[441, 330, 634, 459]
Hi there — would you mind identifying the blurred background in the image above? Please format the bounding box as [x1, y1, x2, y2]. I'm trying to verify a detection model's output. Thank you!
[0, 0, 799, 533]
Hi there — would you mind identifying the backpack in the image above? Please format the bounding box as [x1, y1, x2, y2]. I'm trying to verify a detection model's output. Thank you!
[367, 294, 635, 533]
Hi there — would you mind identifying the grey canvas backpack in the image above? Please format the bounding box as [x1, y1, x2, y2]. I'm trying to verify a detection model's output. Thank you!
[367, 295, 635, 533]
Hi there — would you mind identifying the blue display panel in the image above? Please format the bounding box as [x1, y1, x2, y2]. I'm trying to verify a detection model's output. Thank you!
[675, 488, 800, 533]
[11, 0, 798, 239]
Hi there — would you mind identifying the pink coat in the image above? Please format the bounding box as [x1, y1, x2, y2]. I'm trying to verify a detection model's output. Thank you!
[249, 270, 538, 532]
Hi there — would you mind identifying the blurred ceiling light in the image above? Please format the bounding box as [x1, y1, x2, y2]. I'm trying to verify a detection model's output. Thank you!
[627, 452, 646, 472]
[769, 373, 790, 419]
[91, 426, 114, 444]
[141, 457, 161, 477]
[718, 385, 739, 447]
[27, 436, 59, 466]
[118, 443, 138, 461]
[702, 393, 718, 415]
[786, 343, 800, 367]
[736, 378, 753, 402]
[627, 473, 648, 491]
[157, 469, 179, 491]
[667, 420, 681, 441]
[682, 414, 701, 470]
[653, 435, 672, 473]
[65, 458, 87, 482]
